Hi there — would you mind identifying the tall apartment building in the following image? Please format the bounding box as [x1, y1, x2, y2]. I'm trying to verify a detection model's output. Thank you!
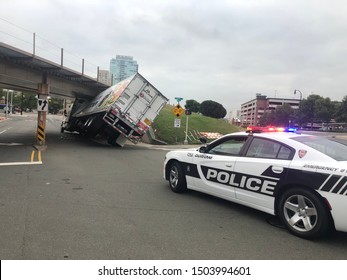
[241, 93, 300, 126]
[98, 69, 111, 86]
[110, 55, 138, 85]
[229, 109, 241, 125]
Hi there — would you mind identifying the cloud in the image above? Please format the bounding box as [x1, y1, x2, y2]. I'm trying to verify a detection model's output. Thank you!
[1, 0, 347, 112]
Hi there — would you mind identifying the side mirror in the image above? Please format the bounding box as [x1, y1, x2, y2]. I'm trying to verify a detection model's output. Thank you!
[199, 146, 208, 153]
[199, 136, 207, 144]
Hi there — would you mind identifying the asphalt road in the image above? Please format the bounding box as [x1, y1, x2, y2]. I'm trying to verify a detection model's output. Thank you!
[1, 113, 347, 260]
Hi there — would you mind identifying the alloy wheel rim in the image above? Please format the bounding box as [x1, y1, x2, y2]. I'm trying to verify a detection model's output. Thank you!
[170, 166, 178, 188]
[283, 194, 318, 232]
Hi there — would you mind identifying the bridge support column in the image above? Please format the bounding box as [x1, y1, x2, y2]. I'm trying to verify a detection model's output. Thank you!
[36, 83, 49, 149]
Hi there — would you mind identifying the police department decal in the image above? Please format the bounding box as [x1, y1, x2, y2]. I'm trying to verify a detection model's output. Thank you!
[195, 154, 213, 159]
[187, 152, 213, 159]
[303, 164, 340, 172]
[201, 166, 277, 196]
[298, 149, 307, 158]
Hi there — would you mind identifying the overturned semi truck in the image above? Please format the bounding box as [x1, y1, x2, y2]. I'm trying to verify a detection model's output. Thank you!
[61, 73, 168, 147]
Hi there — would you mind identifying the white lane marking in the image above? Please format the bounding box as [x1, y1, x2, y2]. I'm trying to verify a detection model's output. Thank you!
[0, 161, 42, 166]
[0, 127, 12, 135]
[0, 143, 24, 146]
[0, 151, 42, 167]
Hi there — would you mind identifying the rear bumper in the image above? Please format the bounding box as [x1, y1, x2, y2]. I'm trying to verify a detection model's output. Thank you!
[103, 109, 144, 144]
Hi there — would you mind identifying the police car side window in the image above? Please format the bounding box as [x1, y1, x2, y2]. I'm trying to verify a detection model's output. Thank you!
[277, 145, 292, 160]
[246, 138, 291, 159]
[208, 137, 247, 156]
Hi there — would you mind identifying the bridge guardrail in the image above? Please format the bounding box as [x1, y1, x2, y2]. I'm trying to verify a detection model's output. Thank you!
[0, 18, 100, 80]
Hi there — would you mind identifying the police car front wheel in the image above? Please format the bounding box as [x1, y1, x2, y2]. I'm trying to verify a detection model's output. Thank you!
[278, 188, 331, 239]
[168, 161, 187, 193]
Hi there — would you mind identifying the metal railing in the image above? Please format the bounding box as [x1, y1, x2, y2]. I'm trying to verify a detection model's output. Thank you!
[0, 18, 102, 81]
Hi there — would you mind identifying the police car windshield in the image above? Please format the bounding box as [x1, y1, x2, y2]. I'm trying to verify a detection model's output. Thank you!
[292, 136, 347, 161]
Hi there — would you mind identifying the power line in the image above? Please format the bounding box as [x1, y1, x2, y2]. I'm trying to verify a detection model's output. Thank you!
[0, 17, 101, 76]
[0, 17, 32, 34]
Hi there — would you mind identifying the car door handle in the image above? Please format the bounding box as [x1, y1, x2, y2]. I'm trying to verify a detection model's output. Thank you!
[272, 166, 284, 174]
[225, 164, 232, 168]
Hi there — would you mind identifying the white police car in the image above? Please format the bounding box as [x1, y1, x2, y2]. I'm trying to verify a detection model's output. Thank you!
[164, 127, 347, 239]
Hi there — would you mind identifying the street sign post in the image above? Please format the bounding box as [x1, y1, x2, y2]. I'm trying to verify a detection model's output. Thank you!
[174, 118, 181, 128]
[175, 97, 183, 103]
[183, 109, 192, 144]
[174, 118, 181, 143]
[37, 99, 48, 112]
[184, 114, 189, 144]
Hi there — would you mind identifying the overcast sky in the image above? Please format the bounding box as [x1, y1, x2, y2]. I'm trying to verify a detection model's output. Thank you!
[1, 0, 347, 113]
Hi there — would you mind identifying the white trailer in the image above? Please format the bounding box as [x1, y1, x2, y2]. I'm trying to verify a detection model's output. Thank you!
[61, 73, 168, 146]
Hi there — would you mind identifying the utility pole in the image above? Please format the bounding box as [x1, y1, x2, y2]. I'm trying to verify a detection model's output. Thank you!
[5, 89, 9, 118]
[20, 92, 24, 115]
[10, 90, 13, 115]
[184, 109, 191, 145]
[294, 89, 303, 127]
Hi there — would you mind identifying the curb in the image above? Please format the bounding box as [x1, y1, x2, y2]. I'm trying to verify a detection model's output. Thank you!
[135, 142, 200, 149]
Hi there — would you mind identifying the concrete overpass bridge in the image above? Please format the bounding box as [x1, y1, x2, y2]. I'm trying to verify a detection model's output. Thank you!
[0, 41, 110, 147]
[0, 41, 109, 99]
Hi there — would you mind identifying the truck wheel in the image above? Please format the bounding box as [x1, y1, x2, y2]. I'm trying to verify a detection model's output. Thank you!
[278, 187, 332, 239]
[168, 161, 187, 193]
[107, 137, 116, 146]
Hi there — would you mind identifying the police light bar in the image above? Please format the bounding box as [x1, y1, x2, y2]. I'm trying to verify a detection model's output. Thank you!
[246, 126, 297, 133]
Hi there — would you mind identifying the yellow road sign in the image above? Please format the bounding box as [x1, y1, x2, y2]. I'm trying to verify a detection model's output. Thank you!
[172, 104, 184, 116]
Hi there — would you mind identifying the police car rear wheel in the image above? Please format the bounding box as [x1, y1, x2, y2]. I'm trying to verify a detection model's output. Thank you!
[169, 161, 187, 193]
[279, 188, 331, 239]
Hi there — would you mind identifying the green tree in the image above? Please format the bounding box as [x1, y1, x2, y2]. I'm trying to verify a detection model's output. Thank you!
[314, 97, 336, 124]
[299, 95, 320, 128]
[185, 99, 200, 113]
[48, 98, 64, 114]
[258, 110, 276, 126]
[259, 104, 294, 126]
[273, 103, 294, 126]
[23, 93, 37, 111]
[299, 95, 336, 127]
[200, 100, 227, 119]
[335, 96, 347, 122]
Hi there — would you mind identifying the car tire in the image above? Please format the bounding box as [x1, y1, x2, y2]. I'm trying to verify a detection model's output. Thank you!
[278, 187, 332, 239]
[168, 161, 187, 193]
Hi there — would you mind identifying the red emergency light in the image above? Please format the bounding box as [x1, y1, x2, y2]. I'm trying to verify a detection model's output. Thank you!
[246, 126, 296, 133]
